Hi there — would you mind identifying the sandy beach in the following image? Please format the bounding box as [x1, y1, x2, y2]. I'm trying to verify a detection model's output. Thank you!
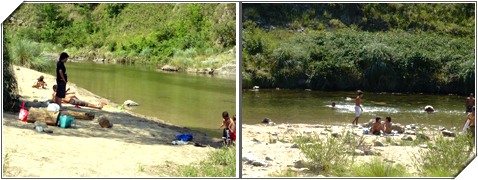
[241, 122, 475, 178]
[2, 65, 222, 177]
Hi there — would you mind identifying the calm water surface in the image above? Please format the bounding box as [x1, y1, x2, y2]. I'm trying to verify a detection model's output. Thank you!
[243, 89, 469, 129]
[50, 62, 236, 137]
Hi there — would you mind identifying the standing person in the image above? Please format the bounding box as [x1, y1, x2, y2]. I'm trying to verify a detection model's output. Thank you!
[351, 90, 364, 126]
[55, 52, 69, 110]
[220, 111, 236, 145]
[466, 93, 475, 113]
[464, 106, 475, 137]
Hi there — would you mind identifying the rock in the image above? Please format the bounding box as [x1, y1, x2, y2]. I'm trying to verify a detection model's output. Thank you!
[303, 130, 313, 134]
[363, 119, 375, 128]
[401, 135, 413, 141]
[97, 115, 113, 128]
[424, 105, 435, 113]
[331, 132, 341, 138]
[442, 130, 456, 137]
[392, 142, 402, 146]
[363, 149, 374, 155]
[252, 138, 261, 143]
[320, 131, 328, 135]
[33, 121, 48, 128]
[262, 117, 271, 124]
[374, 140, 384, 147]
[252, 161, 267, 167]
[384, 158, 396, 163]
[242, 154, 259, 163]
[416, 133, 431, 141]
[265, 156, 273, 161]
[161, 65, 179, 71]
[420, 144, 428, 148]
[290, 144, 299, 148]
[123, 100, 139, 106]
[391, 124, 405, 133]
[294, 160, 308, 168]
[354, 149, 365, 156]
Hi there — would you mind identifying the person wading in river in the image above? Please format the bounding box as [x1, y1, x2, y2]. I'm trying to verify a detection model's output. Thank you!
[352, 90, 364, 126]
[55, 52, 69, 110]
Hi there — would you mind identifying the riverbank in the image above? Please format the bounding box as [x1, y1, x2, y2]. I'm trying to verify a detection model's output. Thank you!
[2, 65, 224, 177]
[241, 122, 475, 178]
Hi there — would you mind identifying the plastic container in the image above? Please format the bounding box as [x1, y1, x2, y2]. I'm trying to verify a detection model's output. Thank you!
[59, 115, 75, 128]
[363, 129, 369, 134]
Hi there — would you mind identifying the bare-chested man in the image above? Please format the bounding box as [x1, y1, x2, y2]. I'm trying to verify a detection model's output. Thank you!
[352, 90, 364, 126]
[466, 93, 475, 113]
[52, 85, 103, 109]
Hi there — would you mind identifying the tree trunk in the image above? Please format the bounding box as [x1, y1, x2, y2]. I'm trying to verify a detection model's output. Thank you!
[61, 110, 95, 120]
[26, 107, 59, 126]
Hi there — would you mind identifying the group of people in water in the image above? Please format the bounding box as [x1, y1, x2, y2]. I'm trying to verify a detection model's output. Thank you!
[31, 52, 105, 110]
[344, 90, 475, 137]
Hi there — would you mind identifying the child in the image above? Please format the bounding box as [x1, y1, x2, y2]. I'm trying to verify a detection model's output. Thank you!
[370, 117, 383, 135]
[220, 111, 236, 145]
[32, 75, 47, 89]
[383, 116, 392, 134]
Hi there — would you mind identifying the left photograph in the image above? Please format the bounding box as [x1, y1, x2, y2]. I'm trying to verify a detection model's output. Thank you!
[2, 3, 237, 177]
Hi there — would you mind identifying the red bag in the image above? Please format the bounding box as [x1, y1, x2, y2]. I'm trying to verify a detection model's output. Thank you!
[18, 102, 29, 122]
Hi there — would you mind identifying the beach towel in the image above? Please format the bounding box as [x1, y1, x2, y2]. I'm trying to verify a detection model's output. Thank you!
[176, 134, 193, 141]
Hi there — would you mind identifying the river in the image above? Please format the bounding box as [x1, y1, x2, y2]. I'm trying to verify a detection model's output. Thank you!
[49, 62, 236, 137]
[242, 89, 470, 129]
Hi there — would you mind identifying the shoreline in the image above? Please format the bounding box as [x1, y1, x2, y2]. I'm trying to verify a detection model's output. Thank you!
[241, 122, 475, 178]
[2, 65, 222, 177]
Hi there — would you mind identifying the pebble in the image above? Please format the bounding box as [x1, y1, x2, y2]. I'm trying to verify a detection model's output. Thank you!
[401, 136, 413, 141]
[331, 132, 341, 138]
[290, 144, 299, 148]
[265, 156, 273, 161]
[374, 140, 384, 147]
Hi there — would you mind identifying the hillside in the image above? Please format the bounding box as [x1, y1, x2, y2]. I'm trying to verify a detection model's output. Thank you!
[4, 3, 236, 69]
[242, 3, 475, 95]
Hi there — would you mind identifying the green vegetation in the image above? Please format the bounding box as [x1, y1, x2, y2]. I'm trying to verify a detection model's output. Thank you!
[4, 3, 236, 70]
[242, 3, 474, 95]
[172, 147, 235, 177]
[349, 157, 410, 177]
[413, 134, 474, 177]
[2, 35, 18, 111]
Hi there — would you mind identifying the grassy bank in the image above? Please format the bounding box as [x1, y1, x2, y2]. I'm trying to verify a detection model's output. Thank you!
[166, 147, 236, 177]
[4, 3, 236, 70]
[242, 3, 474, 95]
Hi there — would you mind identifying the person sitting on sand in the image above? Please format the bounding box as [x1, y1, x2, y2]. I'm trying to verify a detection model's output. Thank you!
[220, 111, 236, 145]
[370, 117, 383, 135]
[383, 116, 393, 134]
[32, 75, 47, 89]
[52, 84, 104, 109]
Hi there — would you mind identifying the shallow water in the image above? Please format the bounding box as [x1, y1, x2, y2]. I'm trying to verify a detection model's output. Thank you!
[242, 89, 470, 129]
[49, 62, 236, 137]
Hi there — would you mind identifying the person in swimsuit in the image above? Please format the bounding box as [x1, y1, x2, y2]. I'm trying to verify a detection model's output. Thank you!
[32, 75, 47, 89]
[371, 117, 383, 135]
[465, 106, 475, 137]
[352, 90, 364, 126]
[383, 116, 393, 134]
[52, 85, 104, 109]
[220, 111, 236, 145]
[466, 93, 475, 113]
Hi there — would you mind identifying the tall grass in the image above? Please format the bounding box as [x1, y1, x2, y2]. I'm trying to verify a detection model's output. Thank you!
[10, 38, 53, 72]
[413, 134, 475, 177]
[349, 158, 410, 177]
[174, 147, 235, 177]
[292, 130, 358, 176]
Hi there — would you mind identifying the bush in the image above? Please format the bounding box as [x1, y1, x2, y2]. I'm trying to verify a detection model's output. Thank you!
[10, 38, 53, 72]
[349, 158, 410, 177]
[413, 134, 475, 177]
[174, 147, 235, 177]
[3, 35, 18, 111]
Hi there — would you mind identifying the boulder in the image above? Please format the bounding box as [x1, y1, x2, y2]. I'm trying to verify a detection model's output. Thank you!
[401, 135, 413, 141]
[161, 65, 179, 71]
[331, 132, 341, 138]
[123, 100, 139, 106]
[391, 124, 405, 133]
[442, 130, 456, 137]
[290, 144, 300, 148]
[374, 140, 384, 147]
[262, 117, 272, 124]
[424, 105, 435, 113]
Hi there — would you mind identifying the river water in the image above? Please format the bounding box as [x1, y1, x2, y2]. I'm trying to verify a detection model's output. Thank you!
[243, 89, 470, 129]
[49, 62, 236, 137]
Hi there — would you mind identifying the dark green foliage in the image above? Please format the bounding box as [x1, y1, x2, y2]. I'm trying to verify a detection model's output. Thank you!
[2, 35, 18, 111]
[242, 3, 475, 95]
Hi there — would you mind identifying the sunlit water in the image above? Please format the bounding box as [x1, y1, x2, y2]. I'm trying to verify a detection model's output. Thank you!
[243, 89, 470, 129]
[48, 62, 236, 137]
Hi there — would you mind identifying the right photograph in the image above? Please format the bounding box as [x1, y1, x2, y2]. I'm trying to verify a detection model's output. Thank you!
[241, 3, 475, 178]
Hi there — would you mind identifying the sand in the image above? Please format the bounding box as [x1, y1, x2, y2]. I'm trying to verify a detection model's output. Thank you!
[241, 123, 474, 178]
[2, 65, 222, 177]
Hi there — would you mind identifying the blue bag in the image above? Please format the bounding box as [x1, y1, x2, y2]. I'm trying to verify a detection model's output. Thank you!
[59, 115, 76, 128]
[176, 134, 193, 141]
